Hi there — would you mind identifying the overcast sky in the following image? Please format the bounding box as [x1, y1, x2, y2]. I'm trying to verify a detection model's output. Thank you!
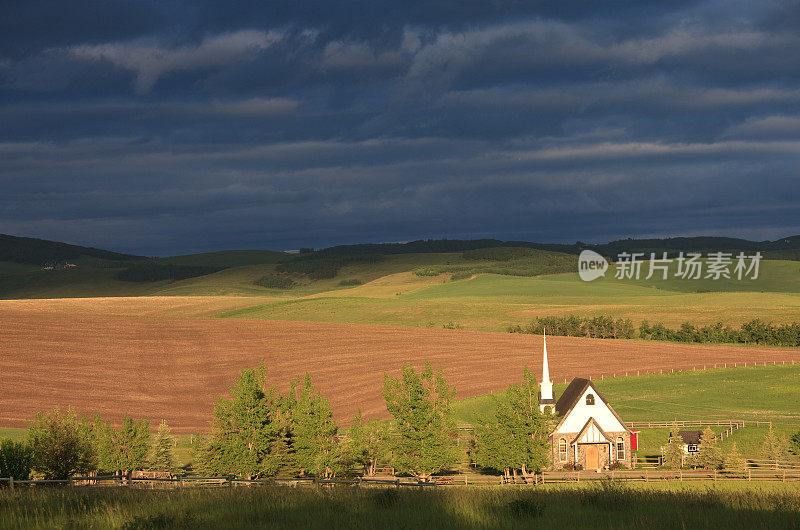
[2, 1, 799, 255]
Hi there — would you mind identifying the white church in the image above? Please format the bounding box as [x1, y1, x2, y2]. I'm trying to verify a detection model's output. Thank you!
[538, 334, 633, 470]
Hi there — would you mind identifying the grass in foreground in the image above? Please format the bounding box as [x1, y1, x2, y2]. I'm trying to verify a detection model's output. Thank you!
[2, 483, 800, 529]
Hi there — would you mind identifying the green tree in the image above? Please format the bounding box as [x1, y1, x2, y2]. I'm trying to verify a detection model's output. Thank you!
[346, 410, 389, 476]
[204, 365, 293, 479]
[0, 439, 32, 481]
[190, 434, 224, 476]
[695, 427, 722, 470]
[778, 435, 791, 466]
[151, 420, 176, 472]
[27, 408, 95, 480]
[93, 414, 151, 474]
[382, 361, 458, 481]
[723, 442, 747, 476]
[290, 373, 340, 478]
[663, 422, 684, 470]
[760, 426, 789, 469]
[474, 368, 551, 482]
[474, 412, 517, 480]
[790, 432, 800, 456]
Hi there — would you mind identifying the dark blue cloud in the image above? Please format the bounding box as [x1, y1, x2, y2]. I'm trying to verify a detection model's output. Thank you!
[0, 0, 799, 254]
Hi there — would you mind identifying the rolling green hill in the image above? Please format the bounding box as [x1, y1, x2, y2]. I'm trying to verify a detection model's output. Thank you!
[0, 233, 144, 264]
[155, 250, 289, 268]
[2, 235, 800, 336]
[214, 257, 800, 331]
[307, 235, 800, 260]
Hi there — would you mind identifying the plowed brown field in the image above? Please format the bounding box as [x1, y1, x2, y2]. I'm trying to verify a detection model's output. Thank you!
[1, 297, 798, 432]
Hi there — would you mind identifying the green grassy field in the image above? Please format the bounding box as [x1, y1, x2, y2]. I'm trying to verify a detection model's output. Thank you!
[215, 268, 800, 331]
[453, 364, 800, 425]
[2, 482, 799, 529]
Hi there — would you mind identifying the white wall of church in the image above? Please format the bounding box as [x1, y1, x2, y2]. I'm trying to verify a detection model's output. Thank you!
[555, 386, 626, 434]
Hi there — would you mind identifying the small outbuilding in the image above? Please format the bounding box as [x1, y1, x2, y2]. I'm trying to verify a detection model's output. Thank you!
[677, 430, 702, 455]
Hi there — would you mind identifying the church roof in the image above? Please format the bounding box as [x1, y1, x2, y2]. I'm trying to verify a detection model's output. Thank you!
[552, 377, 631, 434]
[554, 377, 592, 417]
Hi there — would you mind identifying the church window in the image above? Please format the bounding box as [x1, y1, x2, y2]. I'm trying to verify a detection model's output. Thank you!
[585, 394, 595, 405]
[616, 436, 625, 460]
[558, 438, 568, 462]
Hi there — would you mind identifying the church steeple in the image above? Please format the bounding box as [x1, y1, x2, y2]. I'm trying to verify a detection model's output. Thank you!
[539, 330, 555, 412]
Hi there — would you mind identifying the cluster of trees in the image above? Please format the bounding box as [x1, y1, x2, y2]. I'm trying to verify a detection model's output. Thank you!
[508, 315, 800, 346]
[191, 363, 462, 481]
[253, 274, 294, 289]
[472, 369, 551, 483]
[640, 320, 800, 347]
[337, 279, 363, 287]
[662, 423, 795, 472]
[306, 239, 574, 258]
[115, 263, 223, 282]
[508, 315, 636, 339]
[1, 362, 555, 483]
[275, 254, 382, 280]
[462, 247, 551, 262]
[662, 425, 727, 471]
[413, 249, 577, 279]
[0, 411, 176, 481]
[5, 364, 798, 483]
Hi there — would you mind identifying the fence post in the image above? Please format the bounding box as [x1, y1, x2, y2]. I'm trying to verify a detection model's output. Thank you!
[8, 477, 13, 491]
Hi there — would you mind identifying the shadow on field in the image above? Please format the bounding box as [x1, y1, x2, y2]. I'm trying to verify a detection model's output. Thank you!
[2, 483, 800, 529]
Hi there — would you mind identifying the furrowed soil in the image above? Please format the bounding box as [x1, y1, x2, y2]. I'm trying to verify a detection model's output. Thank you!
[2, 297, 799, 433]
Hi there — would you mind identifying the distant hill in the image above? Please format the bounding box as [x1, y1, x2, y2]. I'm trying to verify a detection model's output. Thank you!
[309, 235, 800, 259]
[0, 234, 144, 265]
[0, 235, 293, 299]
[156, 250, 289, 268]
[2, 232, 800, 300]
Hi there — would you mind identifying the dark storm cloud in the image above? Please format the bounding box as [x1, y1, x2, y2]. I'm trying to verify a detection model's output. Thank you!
[1, 0, 799, 254]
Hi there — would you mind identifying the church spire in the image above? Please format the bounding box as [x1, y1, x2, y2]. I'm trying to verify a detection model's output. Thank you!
[539, 329, 554, 411]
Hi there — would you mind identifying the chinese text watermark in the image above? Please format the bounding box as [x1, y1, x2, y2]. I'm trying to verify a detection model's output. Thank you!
[579, 251, 762, 282]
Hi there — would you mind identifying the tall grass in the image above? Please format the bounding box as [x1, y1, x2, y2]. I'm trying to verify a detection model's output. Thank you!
[2, 483, 800, 529]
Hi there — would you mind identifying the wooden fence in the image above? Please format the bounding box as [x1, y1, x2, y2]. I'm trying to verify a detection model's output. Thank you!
[0, 475, 440, 490]
[633, 455, 799, 470]
[624, 419, 772, 430]
[580, 359, 799, 383]
[540, 468, 800, 483]
[4, 466, 800, 490]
